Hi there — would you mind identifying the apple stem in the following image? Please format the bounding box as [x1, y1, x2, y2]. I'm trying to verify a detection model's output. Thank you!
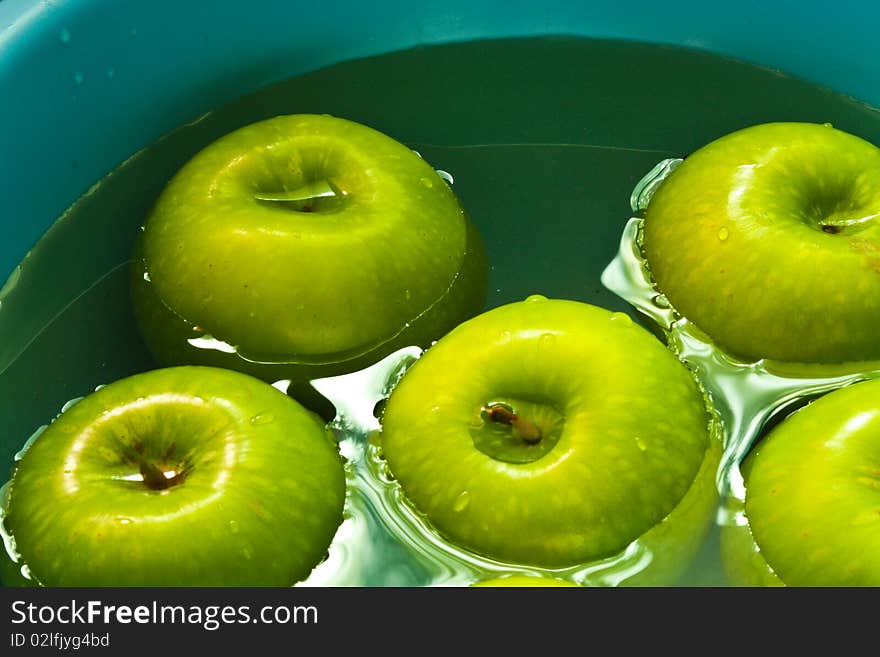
[139, 461, 172, 490]
[484, 404, 542, 444]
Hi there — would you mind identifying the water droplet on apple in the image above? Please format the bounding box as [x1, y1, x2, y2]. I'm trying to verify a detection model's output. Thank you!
[538, 332, 557, 349]
[651, 294, 671, 308]
[635, 437, 648, 451]
[404, 289, 412, 301]
[249, 413, 274, 425]
[61, 397, 84, 413]
[59, 28, 71, 44]
[420, 177, 434, 188]
[14, 426, 46, 461]
[431, 405, 442, 414]
[20, 565, 36, 583]
[453, 491, 471, 512]
[823, 122, 833, 128]
[142, 271, 151, 282]
[609, 312, 633, 326]
[718, 227, 729, 241]
[436, 170, 454, 186]
[229, 520, 240, 534]
[117, 516, 134, 525]
[525, 294, 547, 303]
[242, 547, 253, 560]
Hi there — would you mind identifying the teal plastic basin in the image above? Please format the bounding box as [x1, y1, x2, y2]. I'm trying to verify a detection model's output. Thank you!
[0, 0, 877, 277]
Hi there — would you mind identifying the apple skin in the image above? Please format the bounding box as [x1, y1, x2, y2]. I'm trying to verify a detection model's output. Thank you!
[472, 576, 579, 587]
[131, 114, 487, 397]
[643, 122, 880, 365]
[1, 366, 346, 586]
[718, 504, 783, 587]
[380, 297, 720, 572]
[721, 379, 880, 586]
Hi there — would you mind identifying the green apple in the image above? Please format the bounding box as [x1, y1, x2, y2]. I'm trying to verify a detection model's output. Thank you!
[380, 296, 721, 577]
[131, 114, 487, 403]
[0, 366, 345, 586]
[471, 576, 579, 587]
[643, 122, 880, 365]
[721, 379, 880, 586]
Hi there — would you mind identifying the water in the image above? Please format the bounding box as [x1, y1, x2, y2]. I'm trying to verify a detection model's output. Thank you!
[2, 36, 880, 587]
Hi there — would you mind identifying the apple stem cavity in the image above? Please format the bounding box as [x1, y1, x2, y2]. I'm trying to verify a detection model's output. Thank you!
[253, 179, 344, 213]
[484, 404, 543, 444]
[116, 440, 187, 491]
[139, 461, 171, 490]
[137, 461, 185, 491]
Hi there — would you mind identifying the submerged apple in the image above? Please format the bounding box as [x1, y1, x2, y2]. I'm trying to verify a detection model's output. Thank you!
[132, 114, 487, 400]
[380, 296, 721, 580]
[722, 379, 880, 586]
[643, 122, 880, 364]
[1, 367, 346, 586]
